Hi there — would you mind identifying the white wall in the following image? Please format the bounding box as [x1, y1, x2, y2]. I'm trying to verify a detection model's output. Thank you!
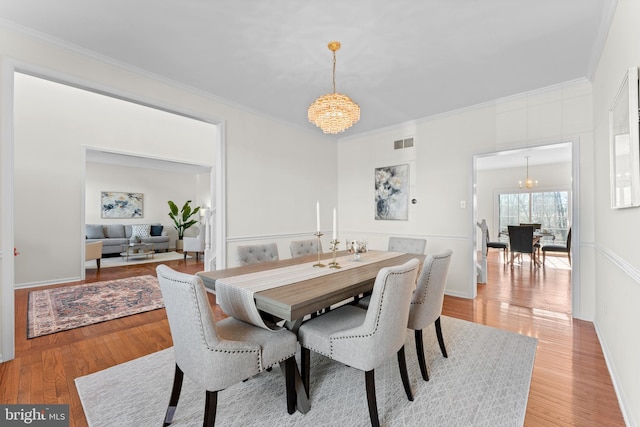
[85, 162, 204, 246]
[591, 0, 640, 423]
[338, 84, 592, 301]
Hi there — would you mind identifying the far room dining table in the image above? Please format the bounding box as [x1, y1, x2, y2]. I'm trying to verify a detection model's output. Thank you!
[196, 249, 424, 413]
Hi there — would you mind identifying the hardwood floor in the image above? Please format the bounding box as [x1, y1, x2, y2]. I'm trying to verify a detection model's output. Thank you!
[1, 252, 625, 426]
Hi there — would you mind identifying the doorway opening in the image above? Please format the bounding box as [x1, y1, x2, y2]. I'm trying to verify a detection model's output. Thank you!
[1, 65, 226, 362]
[473, 141, 579, 316]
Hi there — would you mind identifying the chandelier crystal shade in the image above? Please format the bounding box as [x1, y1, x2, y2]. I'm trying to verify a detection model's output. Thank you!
[308, 41, 360, 134]
[519, 156, 538, 189]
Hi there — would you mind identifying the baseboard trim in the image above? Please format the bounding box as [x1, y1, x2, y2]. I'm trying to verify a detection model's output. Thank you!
[14, 276, 81, 289]
[594, 321, 633, 426]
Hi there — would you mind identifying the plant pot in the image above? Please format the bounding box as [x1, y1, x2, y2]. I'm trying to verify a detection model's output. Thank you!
[176, 239, 184, 251]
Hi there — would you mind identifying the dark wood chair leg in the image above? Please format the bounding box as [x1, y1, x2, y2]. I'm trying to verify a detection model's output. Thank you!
[397, 345, 414, 401]
[203, 390, 218, 427]
[96, 258, 101, 270]
[184, 252, 188, 260]
[284, 356, 297, 414]
[163, 364, 184, 426]
[365, 370, 380, 427]
[301, 346, 310, 398]
[415, 329, 429, 381]
[435, 317, 448, 358]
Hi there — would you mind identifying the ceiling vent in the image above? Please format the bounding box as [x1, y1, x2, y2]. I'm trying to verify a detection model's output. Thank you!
[394, 137, 414, 150]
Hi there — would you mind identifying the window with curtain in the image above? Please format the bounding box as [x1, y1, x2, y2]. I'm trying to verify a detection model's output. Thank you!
[498, 191, 570, 244]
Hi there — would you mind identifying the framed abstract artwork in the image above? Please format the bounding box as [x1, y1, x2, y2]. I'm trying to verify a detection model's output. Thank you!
[101, 191, 144, 218]
[375, 164, 409, 220]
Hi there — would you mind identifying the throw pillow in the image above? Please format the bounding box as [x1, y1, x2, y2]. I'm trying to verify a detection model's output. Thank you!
[150, 224, 163, 236]
[86, 224, 105, 239]
[132, 224, 150, 238]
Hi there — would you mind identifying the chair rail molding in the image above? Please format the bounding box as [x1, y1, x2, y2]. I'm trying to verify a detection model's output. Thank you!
[596, 244, 640, 286]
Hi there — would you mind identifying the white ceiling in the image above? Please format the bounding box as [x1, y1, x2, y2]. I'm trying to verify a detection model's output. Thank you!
[476, 143, 572, 170]
[0, 0, 615, 138]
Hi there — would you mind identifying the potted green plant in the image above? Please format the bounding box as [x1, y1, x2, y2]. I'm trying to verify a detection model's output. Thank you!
[168, 200, 200, 250]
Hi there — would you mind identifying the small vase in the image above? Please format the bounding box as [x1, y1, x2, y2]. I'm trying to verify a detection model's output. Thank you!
[176, 239, 184, 251]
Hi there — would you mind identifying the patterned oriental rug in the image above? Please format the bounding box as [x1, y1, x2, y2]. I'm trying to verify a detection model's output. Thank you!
[27, 275, 163, 339]
[76, 316, 537, 426]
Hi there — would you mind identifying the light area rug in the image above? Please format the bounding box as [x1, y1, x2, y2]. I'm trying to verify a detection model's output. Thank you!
[85, 251, 191, 269]
[75, 316, 537, 426]
[28, 275, 163, 338]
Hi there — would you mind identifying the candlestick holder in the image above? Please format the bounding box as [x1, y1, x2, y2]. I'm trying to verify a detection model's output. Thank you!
[312, 232, 326, 267]
[329, 239, 341, 269]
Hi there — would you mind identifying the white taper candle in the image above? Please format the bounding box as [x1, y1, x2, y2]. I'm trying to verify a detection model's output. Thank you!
[332, 208, 337, 240]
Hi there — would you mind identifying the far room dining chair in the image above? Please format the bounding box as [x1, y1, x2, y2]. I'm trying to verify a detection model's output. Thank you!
[408, 250, 453, 381]
[298, 259, 420, 427]
[183, 226, 205, 261]
[507, 225, 536, 268]
[542, 227, 572, 266]
[156, 265, 298, 426]
[388, 236, 427, 255]
[237, 243, 279, 266]
[289, 239, 322, 258]
[484, 228, 508, 262]
[85, 241, 103, 270]
[520, 223, 542, 257]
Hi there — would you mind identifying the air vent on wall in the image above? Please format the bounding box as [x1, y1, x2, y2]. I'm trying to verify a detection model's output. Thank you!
[393, 137, 414, 150]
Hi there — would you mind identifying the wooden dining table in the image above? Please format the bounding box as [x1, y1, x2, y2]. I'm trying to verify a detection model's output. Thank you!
[197, 250, 424, 324]
[197, 249, 424, 414]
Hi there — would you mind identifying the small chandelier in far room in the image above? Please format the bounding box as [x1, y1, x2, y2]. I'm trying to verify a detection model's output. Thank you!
[308, 41, 360, 134]
[519, 156, 538, 189]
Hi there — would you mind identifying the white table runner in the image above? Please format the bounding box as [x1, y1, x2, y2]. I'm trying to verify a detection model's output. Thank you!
[215, 250, 404, 330]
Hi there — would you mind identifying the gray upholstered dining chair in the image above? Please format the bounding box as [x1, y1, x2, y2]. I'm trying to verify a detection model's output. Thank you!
[388, 236, 427, 254]
[289, 239, 322, 258]
[542, 227, 572, 265]
[298, 259, 420, 427]
[156, 265, 297, 426]
[408, 250, 453, 381]
[237, 243, 279, 266]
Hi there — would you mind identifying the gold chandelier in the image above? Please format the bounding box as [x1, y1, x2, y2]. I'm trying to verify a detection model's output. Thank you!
[308, 41, 360, 134]
[519, 156, 538, 189]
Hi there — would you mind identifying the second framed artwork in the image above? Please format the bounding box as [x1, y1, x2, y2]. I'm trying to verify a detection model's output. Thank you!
[374, 164, 409, 220]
